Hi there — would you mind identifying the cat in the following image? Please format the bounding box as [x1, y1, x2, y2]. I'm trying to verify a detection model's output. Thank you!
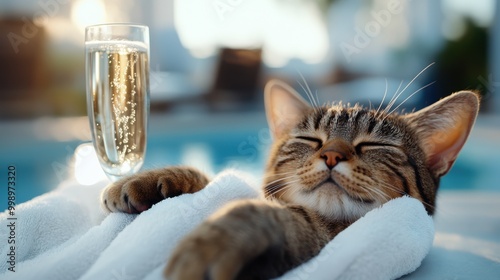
[101, 79, 480, 280]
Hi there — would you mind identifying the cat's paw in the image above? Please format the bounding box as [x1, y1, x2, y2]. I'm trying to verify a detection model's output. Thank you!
[165, 201, 275, 280]
[101, 166, 209, 214]
[165, 223, 246, 280]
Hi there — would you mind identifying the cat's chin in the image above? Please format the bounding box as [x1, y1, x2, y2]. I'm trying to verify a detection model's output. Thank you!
[317, 178, 375, 204]
[288, 182, 380, 221]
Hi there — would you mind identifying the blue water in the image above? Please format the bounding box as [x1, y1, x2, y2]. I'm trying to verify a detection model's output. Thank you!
[0, 113, 270, 206]
[1, 114, 498, 209]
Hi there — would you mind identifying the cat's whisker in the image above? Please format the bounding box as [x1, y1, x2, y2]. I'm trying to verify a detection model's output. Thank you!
[277, 185, 297, 199]
[264, 170, 296, 178]
[264, 175, 298, 188]
[266, 179, 294, 188]
[356, 182, 388, 203]
[383, 80, 404, 115]
[264, 179, 291, 188]
[263, 171, 297, 182]
[266, 183, 293, 195]
[265, 180, 301, 198]
[375, 180, 408, 197]
[263, 175, 294, 184]
[368, 186, 391, 202]
[386, 81, 436, 116]
[375, 181, 440, 215]
[315, 89, 320, 109]
[383, 62, 435, 115]
[264, 178, 300, 192]
[297, 80, 313, 108]
[268, 178, 301, 189]
[373, 180, 407, 195]
[375, 78, 389, 116]
[368, 191, 383, 204]
[279, 184, 302, 200]
[354, 189, 366, 203]
[297, 71, 319, 110]
[302, 74, 319, 109]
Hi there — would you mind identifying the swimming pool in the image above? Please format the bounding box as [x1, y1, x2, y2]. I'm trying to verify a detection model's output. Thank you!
[0, 112, 499, 207]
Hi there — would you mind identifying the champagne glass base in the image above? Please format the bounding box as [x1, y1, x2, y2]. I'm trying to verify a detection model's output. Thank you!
[102, 161, 144, 182]
[106, 174, 124, 183]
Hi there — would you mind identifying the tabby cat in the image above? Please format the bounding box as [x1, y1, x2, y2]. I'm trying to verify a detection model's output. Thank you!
[101, 80, 479, 280]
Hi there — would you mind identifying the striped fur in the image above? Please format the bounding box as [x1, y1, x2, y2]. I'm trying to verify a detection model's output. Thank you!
[264, 104, 435, 218]
[101, 80, 480, 280]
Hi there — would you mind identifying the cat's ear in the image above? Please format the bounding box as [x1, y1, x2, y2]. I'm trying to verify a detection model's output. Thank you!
[264, 80, 310, 139]
[405, 91, 480, 177]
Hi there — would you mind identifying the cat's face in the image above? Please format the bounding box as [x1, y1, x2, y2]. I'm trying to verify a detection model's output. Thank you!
[263, 80, 479, 221]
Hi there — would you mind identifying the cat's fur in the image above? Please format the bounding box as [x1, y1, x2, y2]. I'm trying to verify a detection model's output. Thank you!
[101, 80, 479, 280]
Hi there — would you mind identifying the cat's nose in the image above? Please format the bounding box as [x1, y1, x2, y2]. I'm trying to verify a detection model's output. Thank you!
[321, 150, 346, 169]
[320, 139, 353, 169]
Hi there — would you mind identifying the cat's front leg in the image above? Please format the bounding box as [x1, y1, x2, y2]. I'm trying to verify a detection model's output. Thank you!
[101, 166, 209, 214]
[165, 200, 336, 280]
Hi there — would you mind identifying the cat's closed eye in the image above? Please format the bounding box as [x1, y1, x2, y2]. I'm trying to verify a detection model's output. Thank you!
[354, 142, 400, 154]
[295, 136, 323, 148]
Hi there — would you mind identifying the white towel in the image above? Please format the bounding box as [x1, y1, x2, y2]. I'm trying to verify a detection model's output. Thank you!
[0, 179, 107, 273]
[0, 170, 433, 280]
[279, 196, 434, 280]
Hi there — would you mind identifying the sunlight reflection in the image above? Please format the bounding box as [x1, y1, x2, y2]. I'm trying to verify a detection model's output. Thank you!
[174, 0, 329, 66]
[71, 0, 107, 32]
[74, 143, 108, 186]
[180, 143, 215, 176]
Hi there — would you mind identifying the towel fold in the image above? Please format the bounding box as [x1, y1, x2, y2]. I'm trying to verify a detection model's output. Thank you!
[0, 170, 433, 280]
[279, 196, 434, 280]
[0, 179, 106, 272]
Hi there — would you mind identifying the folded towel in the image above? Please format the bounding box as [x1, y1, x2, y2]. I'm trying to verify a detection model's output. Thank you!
[0, 179, 107, 272]
[279, 196, 434, 280]
[0, 170, 433, 280]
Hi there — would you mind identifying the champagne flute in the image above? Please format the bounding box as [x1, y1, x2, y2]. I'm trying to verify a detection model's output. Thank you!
[85, 24, 150, 181]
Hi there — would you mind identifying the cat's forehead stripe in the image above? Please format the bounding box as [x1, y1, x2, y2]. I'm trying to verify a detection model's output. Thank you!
[324, 106, 366, 138]
[332, 108, 402, 142]
[295, 105, 409, 145]
[349, 108, 362, 126]
[321, 109, 335, 132]
[312, 108, 327, 130]
[366, 116, 378, 134]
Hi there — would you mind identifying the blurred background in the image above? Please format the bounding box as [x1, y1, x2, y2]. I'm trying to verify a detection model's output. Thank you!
[1, 0, 499, 204]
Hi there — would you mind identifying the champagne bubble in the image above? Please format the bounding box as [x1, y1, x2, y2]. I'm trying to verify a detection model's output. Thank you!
[87, 41, 148, 176]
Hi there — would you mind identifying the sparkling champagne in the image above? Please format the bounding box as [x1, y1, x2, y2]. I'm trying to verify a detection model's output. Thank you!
[86, 41, 149, 179]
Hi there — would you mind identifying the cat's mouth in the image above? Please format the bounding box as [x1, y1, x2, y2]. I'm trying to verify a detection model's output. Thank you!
[317, 178, 374, 204]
